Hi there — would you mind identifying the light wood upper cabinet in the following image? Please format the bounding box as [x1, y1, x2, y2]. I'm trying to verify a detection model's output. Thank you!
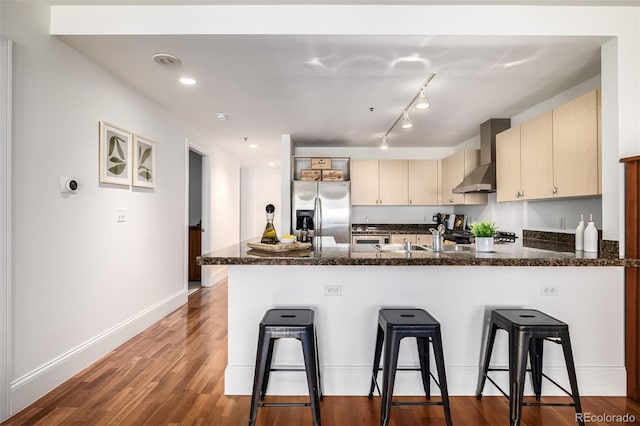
[522, 111, 554, 199]
[496, 125, 522, 202]
[408, 160, 438, 205]
[379, 160, 409, 205]
[497, 111, 554, 202]
[439, 150, 487, 205]
[439, 151, 465, 205]
[351, 159, 409, 205]
[552, 90, 599, 198]
[597, 89, 602, 195]
[496, 90, 600, 202]
[351, 159, 379, 205]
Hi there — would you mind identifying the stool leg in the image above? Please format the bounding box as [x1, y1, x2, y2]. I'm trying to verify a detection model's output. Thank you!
[301, 330, 322, 426]
[417, 337, 431, 399]
[528, 337, 544, 401]
[368, 325, 384, 399]
[314, 329, 323, 400]
[260, 338, 276, 400]
[509, 331, 530, 426]
[560, 332, 584, 426]
[476, 322, 498, 399]
[381, 331, 401, 426]
[431, 331, 453, 426]
[249, 329, 271, 426]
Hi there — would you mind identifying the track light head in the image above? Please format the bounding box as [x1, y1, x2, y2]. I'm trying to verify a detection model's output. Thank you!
[381, 136, 389, 150]
[415, 89, 431, 110]
[401, 111, 413, 129]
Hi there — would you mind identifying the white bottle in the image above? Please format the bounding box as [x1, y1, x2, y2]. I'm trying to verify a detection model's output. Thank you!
[575, 214, 584, 251]
[583, 214, 598, 253]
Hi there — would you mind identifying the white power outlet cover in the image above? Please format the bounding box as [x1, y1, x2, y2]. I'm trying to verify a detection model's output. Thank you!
[117, 209, 126, 222]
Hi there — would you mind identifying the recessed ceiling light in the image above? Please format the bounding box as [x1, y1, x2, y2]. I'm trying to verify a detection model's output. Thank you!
[216, 113, 228, 121]
[179, 77, 196, 86]
[152, 53, 182, 66]
[268, 162, 275, 167]
[249, 144, 258, 149]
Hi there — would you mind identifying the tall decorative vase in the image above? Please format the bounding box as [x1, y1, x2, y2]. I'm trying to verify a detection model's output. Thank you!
[475, 237, 495, 252]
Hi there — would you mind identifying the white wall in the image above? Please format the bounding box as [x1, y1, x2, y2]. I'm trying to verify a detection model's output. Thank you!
[0, 0, 240, 416]
[241, 167, 282, 241]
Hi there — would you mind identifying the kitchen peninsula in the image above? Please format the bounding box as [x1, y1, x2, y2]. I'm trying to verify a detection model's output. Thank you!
[199, 238, 632, 398]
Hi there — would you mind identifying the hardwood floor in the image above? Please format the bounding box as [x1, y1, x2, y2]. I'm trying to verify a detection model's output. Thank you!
[3, 279, 640, 425]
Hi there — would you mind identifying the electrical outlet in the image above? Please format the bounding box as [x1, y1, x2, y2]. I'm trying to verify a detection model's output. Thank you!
[559, 217, 567, 229]
[324, 285, 342, 296]
[540, 285, 559, 296]
[117, 209, 126, 222]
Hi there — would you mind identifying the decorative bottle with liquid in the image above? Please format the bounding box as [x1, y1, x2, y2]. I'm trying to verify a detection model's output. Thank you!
[583, 214, 598, 253]
[260, 204, 279, 244]
[575, 214, 584, 251]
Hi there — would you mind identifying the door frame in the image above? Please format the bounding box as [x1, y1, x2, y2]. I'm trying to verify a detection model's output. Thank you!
[184, 139, 211, 285]
[0, 37, 13, 422]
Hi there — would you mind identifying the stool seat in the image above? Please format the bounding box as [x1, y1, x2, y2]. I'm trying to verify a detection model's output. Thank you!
[249, 309, 322, 426]
[368, 308, 452, 426]
[476, 308, 583, 426]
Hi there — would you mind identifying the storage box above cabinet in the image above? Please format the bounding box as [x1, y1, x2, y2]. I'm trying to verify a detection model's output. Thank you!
[292, 157, 350, 181]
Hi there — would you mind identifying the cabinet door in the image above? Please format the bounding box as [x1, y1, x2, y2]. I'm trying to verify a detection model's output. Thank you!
[521, 110, 553, 200]
[496, 126, 521, 202]
[463, 150, 488, 205]
[408, 160, 438, 205]
[416, 234, 433, 245]
[351, 159, 379, 205]
[552, 90, 598, 197]
[391, 234, 417, 244]
[440, 151, 465, 205]
[379, 160, 409, 205]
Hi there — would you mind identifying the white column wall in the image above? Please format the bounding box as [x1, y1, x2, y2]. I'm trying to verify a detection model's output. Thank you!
[227, 265, 625, 396]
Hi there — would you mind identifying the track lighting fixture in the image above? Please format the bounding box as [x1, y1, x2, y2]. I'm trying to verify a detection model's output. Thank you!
[401, 111, 413, 129]
[415, 89, 431, 110]
[380, 136, 389, 150]
[378, 72, 436, 149]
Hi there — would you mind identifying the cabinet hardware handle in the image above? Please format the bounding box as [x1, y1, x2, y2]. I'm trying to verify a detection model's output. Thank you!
[515, 192, 520, 198]
[552, 186, 558, 194]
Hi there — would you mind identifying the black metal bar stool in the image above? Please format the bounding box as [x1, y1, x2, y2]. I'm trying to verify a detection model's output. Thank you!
[475, 309, 584, 426]
[368, 308, 452, 426]
[248, 309, 322, 426]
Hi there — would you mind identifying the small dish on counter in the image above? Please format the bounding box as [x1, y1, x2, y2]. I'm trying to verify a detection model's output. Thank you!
[279, 235, 296, 244]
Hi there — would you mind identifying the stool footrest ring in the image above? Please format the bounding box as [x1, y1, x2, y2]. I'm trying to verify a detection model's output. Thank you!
[259, 402, 311, 408]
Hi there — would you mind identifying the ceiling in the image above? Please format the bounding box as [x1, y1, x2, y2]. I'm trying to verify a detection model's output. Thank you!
[58, 33, 606, 164]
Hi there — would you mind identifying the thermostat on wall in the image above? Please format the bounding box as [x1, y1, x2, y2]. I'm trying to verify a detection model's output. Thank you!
[60, 177, 79, 194]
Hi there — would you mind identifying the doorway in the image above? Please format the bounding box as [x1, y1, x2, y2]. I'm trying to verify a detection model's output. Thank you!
[188, 149, 204, 295]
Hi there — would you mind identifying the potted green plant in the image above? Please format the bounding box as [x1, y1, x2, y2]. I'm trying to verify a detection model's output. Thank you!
[469, 221, 497, 252]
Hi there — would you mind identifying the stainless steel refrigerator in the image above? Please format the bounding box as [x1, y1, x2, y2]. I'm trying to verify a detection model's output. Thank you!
[291, 181, 351, 244]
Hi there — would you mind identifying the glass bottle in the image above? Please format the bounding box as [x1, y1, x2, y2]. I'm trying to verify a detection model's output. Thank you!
[260, 204, 279, 244]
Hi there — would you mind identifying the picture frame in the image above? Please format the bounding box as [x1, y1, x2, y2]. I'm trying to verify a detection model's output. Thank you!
[99, 121, 132, 186]
[132, 134, 156, 188]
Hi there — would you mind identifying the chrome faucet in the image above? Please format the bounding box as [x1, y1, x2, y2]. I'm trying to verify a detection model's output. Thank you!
[405, 240, 412, 251]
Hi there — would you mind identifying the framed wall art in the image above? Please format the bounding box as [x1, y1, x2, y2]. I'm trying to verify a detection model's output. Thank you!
[99, 121, 132, 186]
[132, 134, 156, 188]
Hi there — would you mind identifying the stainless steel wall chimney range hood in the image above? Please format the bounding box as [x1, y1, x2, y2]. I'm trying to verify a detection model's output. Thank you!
[453, 118, 511, 194]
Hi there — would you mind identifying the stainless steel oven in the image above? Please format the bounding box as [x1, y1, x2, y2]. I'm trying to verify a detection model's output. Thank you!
[352, 234, 390, 245]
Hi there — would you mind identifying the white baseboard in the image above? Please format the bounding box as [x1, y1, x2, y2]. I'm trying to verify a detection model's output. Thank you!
[225, 364, 626, 397]
[9, 290, 187, 415]
[201, 265, 227, 288]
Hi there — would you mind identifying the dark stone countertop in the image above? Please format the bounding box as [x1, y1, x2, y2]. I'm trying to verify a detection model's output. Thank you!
[199, 237, 638, 267]
[351, 224, 437, 234]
